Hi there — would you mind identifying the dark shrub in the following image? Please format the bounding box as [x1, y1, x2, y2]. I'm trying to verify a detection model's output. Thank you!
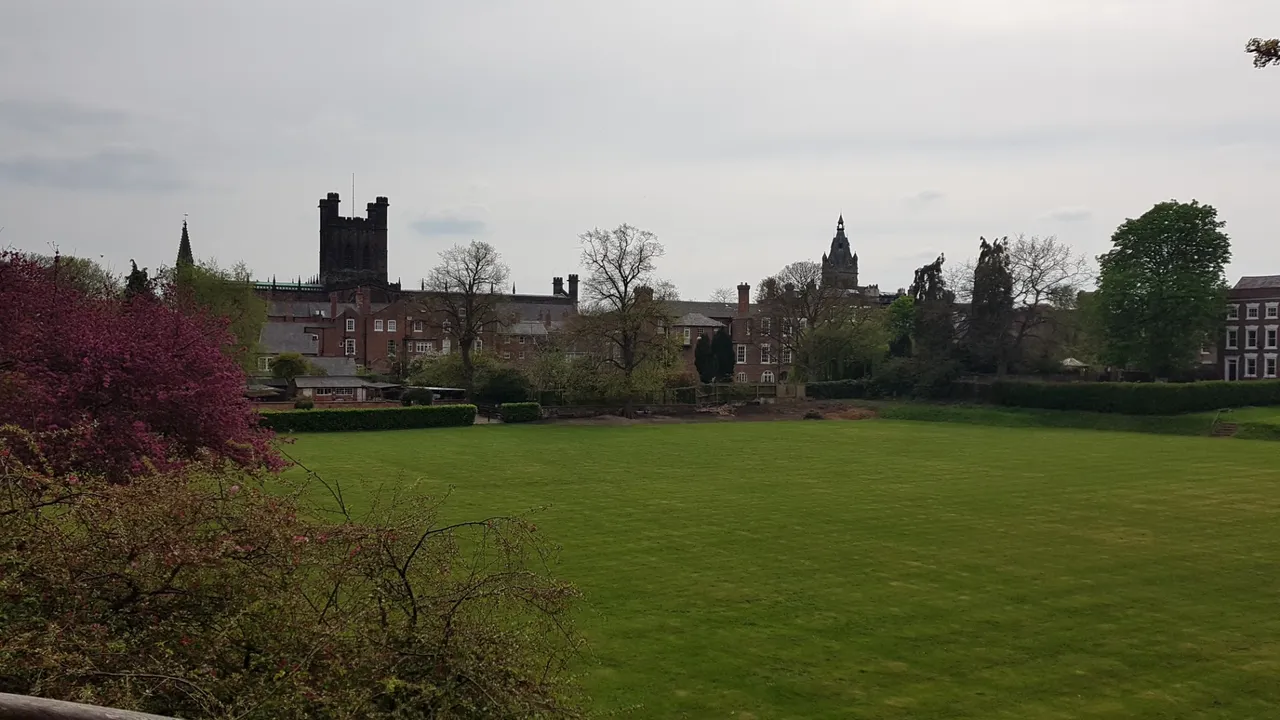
[806, 379, 869, 400]
[294, 398, 315, 410]
[260, 405, 476, 432]
[401, 387, 435, 406]
[475, 367, 532, 405]
[984, 379, 1280, 415]
[803, 410, 824, 420]
[499, 402, 542, 423]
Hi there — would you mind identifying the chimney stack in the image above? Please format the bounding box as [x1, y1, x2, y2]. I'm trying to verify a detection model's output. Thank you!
[329, 291, 339, 321]
[737, 282, 751, 316]
[552, 276, 564, 296]
[568, 273, 579, 303]
[635, 285, 654, 304]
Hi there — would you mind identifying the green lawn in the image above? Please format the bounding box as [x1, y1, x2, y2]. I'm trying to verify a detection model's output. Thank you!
[286, 421, 1280, 719]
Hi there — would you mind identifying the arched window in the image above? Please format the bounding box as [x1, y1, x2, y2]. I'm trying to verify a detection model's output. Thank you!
[735, 372, 747, 383]
[761, 370, 776, 384]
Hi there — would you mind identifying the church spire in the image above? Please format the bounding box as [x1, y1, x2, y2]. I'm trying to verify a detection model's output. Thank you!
[176, 216, 194, 268]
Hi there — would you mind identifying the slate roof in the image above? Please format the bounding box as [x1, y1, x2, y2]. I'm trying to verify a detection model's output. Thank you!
[293, 376, 379, 389]
[673, 312, 725, 328]
[259, 323, 320, 354]
[308, 357, 359, 375]
[1235, 276, 1280, 290]
[500, 320, 552, 336]
[665, 300, 742, 319]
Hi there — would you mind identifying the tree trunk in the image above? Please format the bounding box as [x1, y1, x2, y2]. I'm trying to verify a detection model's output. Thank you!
[460, 340, 475, 398]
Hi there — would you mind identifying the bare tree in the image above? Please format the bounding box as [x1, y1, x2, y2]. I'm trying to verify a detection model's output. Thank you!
[754, 260, 846, 381]
[708, 287, 736, 305]
[1007, 234, 1093, 351]
[424, 241, 510, 395]
[574, 224, 678, 415]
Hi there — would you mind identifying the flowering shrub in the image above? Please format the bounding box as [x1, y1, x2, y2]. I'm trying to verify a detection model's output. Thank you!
[0, 251, 279, 480]
[0, 427, 584, 719]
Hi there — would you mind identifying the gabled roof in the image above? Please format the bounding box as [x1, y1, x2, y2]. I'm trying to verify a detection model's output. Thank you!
[673, 312, 725, 328]
[294, 376, 379, 389]
[1235, 275, 1280, 290]
[666, 300, 744, 319]
[259, 323, 320, 354]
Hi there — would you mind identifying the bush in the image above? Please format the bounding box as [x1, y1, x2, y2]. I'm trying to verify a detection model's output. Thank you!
[475, 367, 532, 405]
[806, 379, 870, 400]
[293, 398, 314, 410]
[260, 405, 476, 433]
[401, 387, 435, 406]
[980, 379, 1280, 415]
[499, 402, 542, 423]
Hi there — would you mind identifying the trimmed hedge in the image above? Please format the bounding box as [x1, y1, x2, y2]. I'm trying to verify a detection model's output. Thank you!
[981, 380, 1280, 415]
[260, 404, 477, 433]
[499, 402, 542, 424]
[807, 379, 871, 400]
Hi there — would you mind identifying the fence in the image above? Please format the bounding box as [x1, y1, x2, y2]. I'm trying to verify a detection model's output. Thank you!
[537, 383, 798, 408]
[0, 693, 177, 720]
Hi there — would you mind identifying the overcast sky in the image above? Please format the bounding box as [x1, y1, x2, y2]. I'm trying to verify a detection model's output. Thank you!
[1, 0, 1277, 298]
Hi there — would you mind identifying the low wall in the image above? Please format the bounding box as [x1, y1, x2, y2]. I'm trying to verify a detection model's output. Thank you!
[254, 401, 398, 411]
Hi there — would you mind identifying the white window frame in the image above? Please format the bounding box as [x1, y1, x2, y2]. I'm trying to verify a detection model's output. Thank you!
[257, 356, 273, 372]
[1266, 353, 1278, 379]
[1267, 326, 1279, 349]
[474, 337, 483, 351]
[1247, 304, 1260, 320]
[735, 372, 747, 382]
[761, 317, 771, 334]
[1226, 356, 1238, 381]
[761, 370, 776, 383]
[503, 351, 512, 360]
[519, 335, 526, 345]
[388, 319, 397, 333]
[519, 352, 525, 360]
[374, 319, 384, 332]
[1227, 304, 1240, 320]
[1245, 354, 1259, 378]
[1268, 303, 1279, 319]
[760, 344, 771, 364]
[443, 319, 452, 332]
[346, 318, 356, 332]
[414, 320, 424, 333]
[1246, 326, 1259, 350]
[682, 328, 692, 346]
[736, 344, 747, 364]
[344, 338, 356, 356]
[442, 338, 452, 354]
[782, 347, 793, 364]
[387, 339, 396, 357]
[1226, 328, 1239, 350]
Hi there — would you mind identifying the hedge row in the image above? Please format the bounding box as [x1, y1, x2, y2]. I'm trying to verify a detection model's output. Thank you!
[806, 378, 1280, 415]
[260, 404, 477, 433]
[499, 402, 542, 423]
[980, 380, 1280, 415]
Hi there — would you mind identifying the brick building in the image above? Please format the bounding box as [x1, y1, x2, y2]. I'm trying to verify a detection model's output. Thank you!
[254, 192, 579, 375]
[1222, 275, 1280, 381]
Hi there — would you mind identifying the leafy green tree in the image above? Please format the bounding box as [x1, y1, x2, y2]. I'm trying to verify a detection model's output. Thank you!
[124, 259, 154, 300]
[169, 260, 268, 374]
[797, 305, 889, 381]
[475, 366, 533, 405]
[711, 327, 735, 381]
[1094, 200, 1231, 378]
[887, 295, 915, 357]
[18, 251, 121, 299]
[694, 333, 715, 383]
[967, 237, 1014, 374]
[909, 256, 955, 360]
[269, 352, 310, 380]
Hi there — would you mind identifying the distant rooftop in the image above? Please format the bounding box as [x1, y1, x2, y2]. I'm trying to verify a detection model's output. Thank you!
[1234, 275, 1280, 290]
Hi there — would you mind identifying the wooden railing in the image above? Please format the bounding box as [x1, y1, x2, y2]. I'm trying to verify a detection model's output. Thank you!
[0, 693, 177, 720]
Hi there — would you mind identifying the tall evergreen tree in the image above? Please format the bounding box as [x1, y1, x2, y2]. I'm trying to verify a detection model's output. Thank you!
[1095, 200, 1231, 378]
[967, 237, 1014, 374]
[124, 260, 154, 300]
[693, 333, 716, 384]
[711, 327, 735, 381]
[909, 255, 956, 360]
[176, 219, 194, 269]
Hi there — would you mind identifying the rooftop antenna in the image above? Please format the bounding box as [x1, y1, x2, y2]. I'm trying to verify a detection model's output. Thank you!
[351, 173, 356, 216]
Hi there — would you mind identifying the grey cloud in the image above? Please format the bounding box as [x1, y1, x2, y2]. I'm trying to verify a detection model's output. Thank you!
[0, 99, 128, 134]
[906, 190, 944, 207]
[1045, 207, 1093, 223]
[0, 149, 183, 192]
[410, 216, 487, 237]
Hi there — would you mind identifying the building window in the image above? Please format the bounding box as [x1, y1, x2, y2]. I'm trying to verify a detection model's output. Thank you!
[682, 328, 692, 345]
[387, 340, 396, 357]
[388, 319, 397, 333]
[1247, 304, 1260, 320]
[1267, 355, 1278, 379]
[519, 335, 526, 344]
[782, 348, 793, 364]
[374, 319, 384, 332]
[1227, 305, 1240, 320]
[257, 356, 273, 372]
[761, 317, 771, 334]
[344, 338, 356, 356]
[1268, 327, 1279, 349]
[1247, 327, 1258, 349]
[474, 337, 483, 351]
[1245, 355, 1258, 378]
[736, 344, 747, 363]
[761, 370, 776, 383]
[442, 338, 452, 354]
[414, 320, 424, 333]
[1268, 303, 1279, 319]
[503, 351, 512, 360]
[1226, 328, 1239, 349]
[346, 318, 356, 332]
[735, 372, 747, 382]
[443, 319, 452, 332]
[799, 318, 808, 330]
[760, 344, 771, 364]
[519, 352, 525, 360]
